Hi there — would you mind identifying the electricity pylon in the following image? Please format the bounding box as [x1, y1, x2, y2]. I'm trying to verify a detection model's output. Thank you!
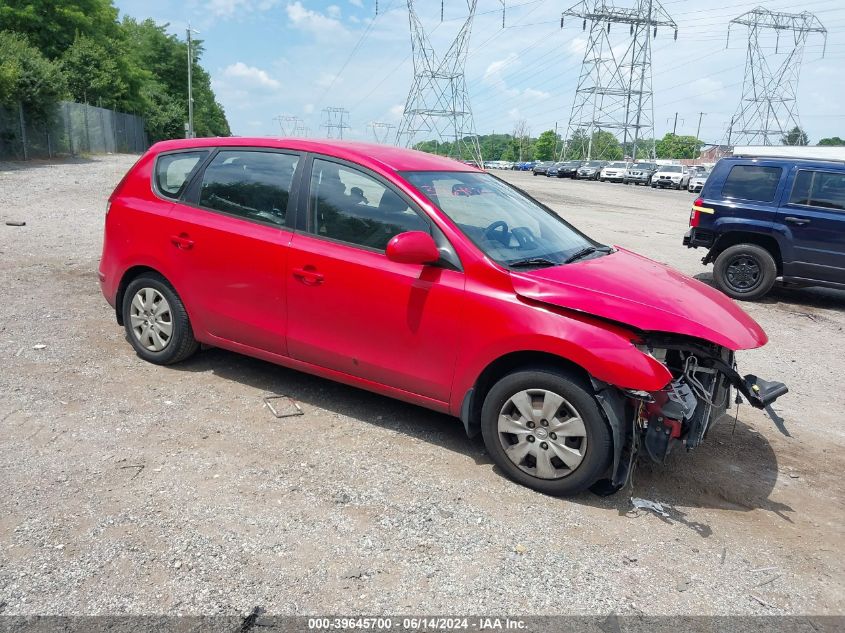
[274, 115, 307, 137]
[726, 8, 827, 146]
[561, 0, 677, 161]
[322, 107, 350, 139]
[396, 0, 483, 164]
[369, 122, 396, 145]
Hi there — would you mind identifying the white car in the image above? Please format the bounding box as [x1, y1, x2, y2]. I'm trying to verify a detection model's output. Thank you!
[687, 170, 710, 193]
[599, 161, 630, 183]
[651, 165, 689, 190]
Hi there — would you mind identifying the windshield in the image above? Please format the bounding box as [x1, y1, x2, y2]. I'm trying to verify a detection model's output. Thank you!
[634, 163, 656, 170]
[585, 161, 604, 167]
[402, 171, 602, 267]
[661, 165, 682, 173]
[607, 162, 627, 168]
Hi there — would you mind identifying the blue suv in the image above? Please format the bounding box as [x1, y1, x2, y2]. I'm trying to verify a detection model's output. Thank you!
[683, 155, 845, 300]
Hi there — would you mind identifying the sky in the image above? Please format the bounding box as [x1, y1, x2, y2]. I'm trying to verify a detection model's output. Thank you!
[113, 0, 845, 145]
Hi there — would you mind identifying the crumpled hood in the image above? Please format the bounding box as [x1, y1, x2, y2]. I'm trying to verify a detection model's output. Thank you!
[511, 248, 767, 351]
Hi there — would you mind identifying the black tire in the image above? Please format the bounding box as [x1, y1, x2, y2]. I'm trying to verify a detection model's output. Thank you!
[713, 243, 777, 300]
[480, 368, 612, 496]
[121, 273, 199, 365]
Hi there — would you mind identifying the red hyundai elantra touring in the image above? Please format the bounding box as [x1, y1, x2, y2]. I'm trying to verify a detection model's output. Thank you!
[99, 138, 786, 496]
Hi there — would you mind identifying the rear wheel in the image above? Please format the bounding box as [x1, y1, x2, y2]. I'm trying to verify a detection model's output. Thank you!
[122, 273, 199, 365]
[481, 368, 612, 496]
[713, 243, 777, 300]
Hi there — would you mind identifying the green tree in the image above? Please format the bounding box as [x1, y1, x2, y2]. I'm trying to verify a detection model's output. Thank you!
[0, 0, 122, 60]
[60, 36, 128, 108]
[533, 129, 559, 161]
[0, 30, 65, 119]
[781, 126, 808, 146]
[655, 133, 702, 159]
[818, 136, 845, 146]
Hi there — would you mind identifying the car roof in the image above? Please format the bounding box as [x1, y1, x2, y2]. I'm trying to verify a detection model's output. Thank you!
[148, 137, 480, 173]
[724, 155, 845, 170]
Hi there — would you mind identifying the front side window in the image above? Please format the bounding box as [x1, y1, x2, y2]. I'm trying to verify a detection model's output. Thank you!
[309, 159, 428, 250]
[402, 171, 600, 267]
[155, 151, 207, 199]
[198, 150, 298, 225]
[721, 165, 782, 202]
[789, 170, 845, 211]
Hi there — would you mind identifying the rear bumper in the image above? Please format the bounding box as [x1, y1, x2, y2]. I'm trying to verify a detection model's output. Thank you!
[683, 228, 716, 249]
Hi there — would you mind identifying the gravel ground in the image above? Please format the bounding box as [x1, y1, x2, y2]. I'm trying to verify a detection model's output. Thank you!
[0, 155, 842, 617]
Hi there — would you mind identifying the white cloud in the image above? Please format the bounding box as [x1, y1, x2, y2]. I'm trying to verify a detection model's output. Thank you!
[327, 4, 342, 18]
[389, 104, 405, 118]
[349, 0, 363, 6]
[222, 62, 281, 89]
[568, 37, 587, 56]
[484, 54, 519, 82]
[206, 0, 281, 17]
[304, 103, 315, 114]
[286, 1, 346, 36]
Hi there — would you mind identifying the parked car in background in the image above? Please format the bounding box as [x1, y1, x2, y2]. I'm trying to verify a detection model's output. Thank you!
[599, 162, 629, 183]
[546, 162, 565, 177]
[554, 160, 584, 178]
[624, 162, 658, 186]
[652, 165, 689, 189]
[687, 169, 710, 193]
[532, 161, 556, 176]
[513, 161, 537, 171]
[576, 160, 607, 180]
[685, 154, 845, 300]
[99, 138, 787, 497]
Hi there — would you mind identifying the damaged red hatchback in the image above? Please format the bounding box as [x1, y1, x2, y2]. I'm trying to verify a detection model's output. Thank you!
[99, 138, 787, 496]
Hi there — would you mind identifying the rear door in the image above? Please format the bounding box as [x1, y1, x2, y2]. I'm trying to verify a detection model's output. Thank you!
[778, 167, 845, 283]
[166, 148, 303, 354]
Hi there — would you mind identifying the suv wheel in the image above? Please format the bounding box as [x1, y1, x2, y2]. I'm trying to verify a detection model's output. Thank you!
[713, 244, 777, 300]
[122, 273, 199, 364]
[481, 368, 611, 496]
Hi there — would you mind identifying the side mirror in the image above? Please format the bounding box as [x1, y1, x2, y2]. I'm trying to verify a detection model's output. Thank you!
[385, 231, 440, 265]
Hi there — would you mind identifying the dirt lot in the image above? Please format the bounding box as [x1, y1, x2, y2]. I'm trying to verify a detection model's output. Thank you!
[0, 155, 843, 616]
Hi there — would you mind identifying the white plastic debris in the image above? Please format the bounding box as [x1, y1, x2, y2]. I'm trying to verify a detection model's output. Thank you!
[631, 497, 670, 518]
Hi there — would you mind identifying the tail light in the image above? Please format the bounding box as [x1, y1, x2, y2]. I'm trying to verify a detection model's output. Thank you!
[689, 197, 704, 227]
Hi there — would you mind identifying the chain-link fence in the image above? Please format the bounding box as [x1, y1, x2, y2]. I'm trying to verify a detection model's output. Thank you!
[0, 101, 148, 161]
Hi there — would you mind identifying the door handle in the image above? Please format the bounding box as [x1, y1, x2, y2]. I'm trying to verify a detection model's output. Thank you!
[292, 266, 324, 285]
[784, 216, 810, 226]
[170, 233, 194, 249]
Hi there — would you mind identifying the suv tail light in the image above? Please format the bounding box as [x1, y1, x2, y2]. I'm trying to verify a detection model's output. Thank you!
[689, 197, 704, 227]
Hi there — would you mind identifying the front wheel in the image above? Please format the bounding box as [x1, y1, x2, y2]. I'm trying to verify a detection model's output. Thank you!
[481, 368, 612, 496]
[713, 243, 777, 300]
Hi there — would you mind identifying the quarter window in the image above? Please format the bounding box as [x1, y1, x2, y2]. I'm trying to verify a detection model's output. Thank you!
[309, 159, 428, 250]
[789, 170, 845, 211]
[199, 150, 299, 225]
[155, 151, 207, 199]
[721, 165, 782, 202]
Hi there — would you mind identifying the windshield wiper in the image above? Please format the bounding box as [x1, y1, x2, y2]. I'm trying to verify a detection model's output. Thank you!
[508, 257, 558, 269]
[563, 245, 611, 264]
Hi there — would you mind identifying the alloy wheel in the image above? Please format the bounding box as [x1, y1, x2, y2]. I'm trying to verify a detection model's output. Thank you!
[497, 389, 587, 479]
[725, 254, 762, 292]
[129, 287, 173, 352]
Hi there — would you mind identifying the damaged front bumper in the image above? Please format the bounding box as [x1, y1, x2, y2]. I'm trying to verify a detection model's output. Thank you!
[592, 334, 788, 495]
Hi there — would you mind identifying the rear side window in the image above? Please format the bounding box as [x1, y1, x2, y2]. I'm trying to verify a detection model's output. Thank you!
[155, 151, 207, 199]
[721, 165, 782, 202]
[199, 150, 299, 225]
[789, 170, 845, 211]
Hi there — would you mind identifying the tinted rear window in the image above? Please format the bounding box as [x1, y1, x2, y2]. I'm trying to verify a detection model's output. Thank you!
[789, 170, 845, 211]
[155, 151, 207, 199]
[721, 165, 782, 202]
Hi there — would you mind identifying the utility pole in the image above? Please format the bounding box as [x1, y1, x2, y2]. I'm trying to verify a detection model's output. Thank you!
[186, 24, 199, 139]
[695, 112, 705, 141]
[561, 0, 677, 161]
[672, 112, 678, 135]
[396, 0, 483, 164]
[726, 8, 826, 146]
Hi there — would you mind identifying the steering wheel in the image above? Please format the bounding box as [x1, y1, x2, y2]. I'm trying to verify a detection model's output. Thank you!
[511, 226, 538, 249]
[484, 220, 510, 246]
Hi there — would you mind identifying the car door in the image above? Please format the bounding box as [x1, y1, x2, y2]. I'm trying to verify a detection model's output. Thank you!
[165, 148, 303, 355]
[285, 156, 465, 402]
[778, 167, 845, 283]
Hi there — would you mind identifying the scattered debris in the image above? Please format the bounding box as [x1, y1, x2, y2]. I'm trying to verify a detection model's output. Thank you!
[5, 221, 26, 226]
[630, 497, 669, 518]
[720, 547, 727, 565]
[173, 560, 182, 569]
[119, 464, 145, 480]
[514, 544, 527, 555]
[32, 344, 47, 350]
[789, 473, 800, 479]
[748, 593, 777, 609]
[753, 574, 781, 588]
[750, 566, 778, 574]
[263, 394, 304, 419]
[676, 579, 691, 592]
